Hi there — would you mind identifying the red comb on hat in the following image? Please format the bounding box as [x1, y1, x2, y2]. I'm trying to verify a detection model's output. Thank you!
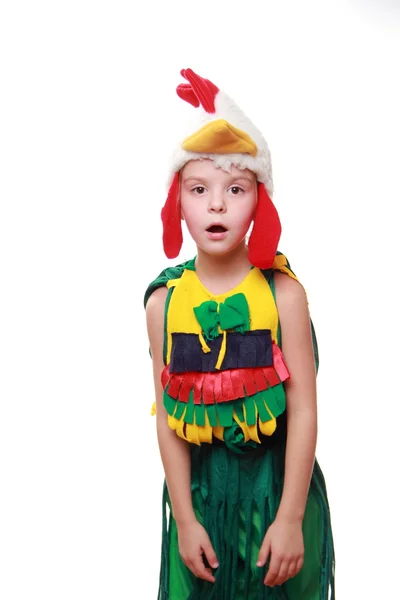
[177, 69, 219, 113]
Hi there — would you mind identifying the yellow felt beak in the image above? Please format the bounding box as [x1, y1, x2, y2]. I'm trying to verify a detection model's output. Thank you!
[182, 119, 257, 156]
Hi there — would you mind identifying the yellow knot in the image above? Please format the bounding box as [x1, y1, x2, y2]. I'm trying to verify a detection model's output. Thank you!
[198, 331, 211, 354]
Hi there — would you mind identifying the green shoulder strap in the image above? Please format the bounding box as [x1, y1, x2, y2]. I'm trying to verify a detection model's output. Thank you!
[143, 258, 195, 308]
[144, 259, 195, 365]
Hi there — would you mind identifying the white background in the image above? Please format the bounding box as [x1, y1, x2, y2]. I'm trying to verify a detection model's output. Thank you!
[1, 0, 399, 598]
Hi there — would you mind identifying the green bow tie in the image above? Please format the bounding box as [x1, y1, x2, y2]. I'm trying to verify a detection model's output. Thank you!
[193, 293, 250, 341]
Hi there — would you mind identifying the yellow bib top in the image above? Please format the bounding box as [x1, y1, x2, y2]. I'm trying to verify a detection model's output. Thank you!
[157, 258, 295, 448]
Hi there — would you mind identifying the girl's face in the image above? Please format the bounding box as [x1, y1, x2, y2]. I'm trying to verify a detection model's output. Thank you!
[180, 160, 257, 258]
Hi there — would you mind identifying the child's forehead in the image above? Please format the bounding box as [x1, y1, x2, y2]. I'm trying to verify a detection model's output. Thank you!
[181, 159, 255, 181]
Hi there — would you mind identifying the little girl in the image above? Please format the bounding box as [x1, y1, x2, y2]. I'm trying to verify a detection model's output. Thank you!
[144, 68, 335, 600]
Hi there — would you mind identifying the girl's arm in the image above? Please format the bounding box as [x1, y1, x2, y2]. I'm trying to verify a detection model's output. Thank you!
[257, 272, 318, 587]
[275, 272, 318, 523]
[146, 287, 219, 582]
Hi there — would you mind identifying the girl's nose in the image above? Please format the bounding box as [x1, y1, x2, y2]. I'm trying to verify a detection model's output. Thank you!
[210, 204, 225, 213]
[208, 191, 226, 213]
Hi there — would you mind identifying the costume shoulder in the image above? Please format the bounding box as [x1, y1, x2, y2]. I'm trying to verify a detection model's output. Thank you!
[267, 251, 299, 282]
[143, 258, 195, 308]
[267, 251, 320, 373]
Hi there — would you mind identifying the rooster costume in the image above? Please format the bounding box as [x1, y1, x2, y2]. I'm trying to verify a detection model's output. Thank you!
[144, 69, 335, 599]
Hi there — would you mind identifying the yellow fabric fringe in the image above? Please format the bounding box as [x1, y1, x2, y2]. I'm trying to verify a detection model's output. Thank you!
[153, 400, 278, 446]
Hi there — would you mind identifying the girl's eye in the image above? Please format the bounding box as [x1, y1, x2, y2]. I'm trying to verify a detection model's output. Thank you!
[229, 186, 244, 195]
[193, 186, 206, 195]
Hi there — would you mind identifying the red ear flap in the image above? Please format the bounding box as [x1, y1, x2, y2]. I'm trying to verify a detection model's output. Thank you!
[248, 183, 281, 269]
[161, 172, 183, 259]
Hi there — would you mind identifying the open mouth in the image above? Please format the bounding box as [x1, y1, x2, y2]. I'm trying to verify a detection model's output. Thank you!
[206, 225, 227, 233]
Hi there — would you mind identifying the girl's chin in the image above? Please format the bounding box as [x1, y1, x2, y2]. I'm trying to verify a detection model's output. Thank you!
[196, 239, 247, 258]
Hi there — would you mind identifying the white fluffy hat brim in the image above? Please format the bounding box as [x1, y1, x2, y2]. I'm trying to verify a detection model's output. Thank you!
[167, 91, 274, 197]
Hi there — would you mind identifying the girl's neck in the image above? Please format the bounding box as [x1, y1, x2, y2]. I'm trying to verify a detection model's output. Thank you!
[194, 243, 252, 295]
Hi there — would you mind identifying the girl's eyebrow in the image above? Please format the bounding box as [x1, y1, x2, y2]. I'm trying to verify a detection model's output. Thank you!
[232, 176, 253, 183]
[182, 175, 254, 183]
[182, 176, 205, 183]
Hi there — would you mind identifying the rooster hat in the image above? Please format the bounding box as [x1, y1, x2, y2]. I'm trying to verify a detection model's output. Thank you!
[161, 68, 281, 270]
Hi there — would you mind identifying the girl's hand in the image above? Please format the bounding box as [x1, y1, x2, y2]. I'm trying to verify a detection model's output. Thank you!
[256, 519, 304, 587]
[177, 520, 219, 583]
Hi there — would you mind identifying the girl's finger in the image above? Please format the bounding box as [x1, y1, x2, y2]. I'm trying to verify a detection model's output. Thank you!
[271, 559, 289, 587]
[264, 554, 282, 586]
[286, 559, 298, 581]
[202, 540, 219, 569]
[256, 536, 271, 567]
[296, 555, 304, 574]
[192, 555, 216, 583]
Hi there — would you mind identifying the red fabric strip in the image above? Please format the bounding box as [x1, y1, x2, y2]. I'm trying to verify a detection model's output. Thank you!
[221, 370, 235, 401]
[202, 375, 215, 405]
[230, 369, 245, 398]
[253, 367, 269, 392]
[193, 373, 204, 405]
[243, 371, 257, 396]
[262, 366, 280, 388]
[273, 343, 290, 381]
[167, 373, 184, 398]
[178, 372, 195, 403]
[213, 372, 222, 401]
[161, 365, 170, 389]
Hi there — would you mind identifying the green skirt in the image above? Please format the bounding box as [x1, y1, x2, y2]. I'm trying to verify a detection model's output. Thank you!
[157, 438, 335, 600]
